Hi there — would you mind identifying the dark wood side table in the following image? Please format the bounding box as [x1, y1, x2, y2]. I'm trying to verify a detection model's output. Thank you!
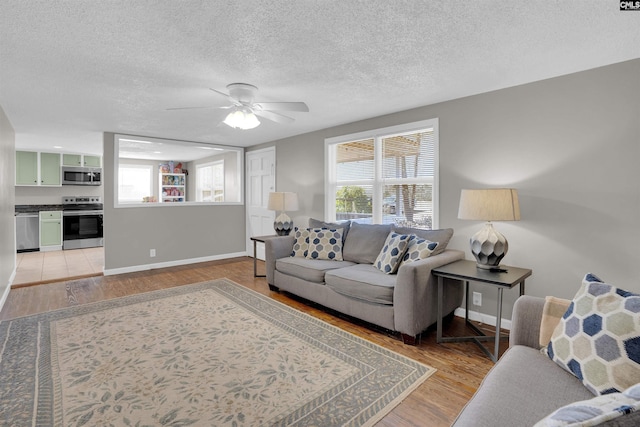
[250, 235, 277, 277]
[432, 259, 532, 362]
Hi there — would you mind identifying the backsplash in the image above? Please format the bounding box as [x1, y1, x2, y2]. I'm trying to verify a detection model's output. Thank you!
[15, 185, 103, 206]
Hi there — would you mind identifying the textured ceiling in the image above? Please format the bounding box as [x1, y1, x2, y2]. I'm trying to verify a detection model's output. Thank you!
[1, 1, 639, 156]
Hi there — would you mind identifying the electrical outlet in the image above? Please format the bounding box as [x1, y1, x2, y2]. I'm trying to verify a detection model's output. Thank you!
[150, 249, 156, 257]
[473, 291, 482, 306]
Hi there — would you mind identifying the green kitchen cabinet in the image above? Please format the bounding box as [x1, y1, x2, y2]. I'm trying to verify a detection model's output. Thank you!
[62, 153, 101, 167]
[83, 155, 101, 167]
[62, 154, 82, 166]
[40, 211, 62, 249]
[40, 152, 61, 185]
[15, 151, 61, 186]
[15, 151, 38, 185]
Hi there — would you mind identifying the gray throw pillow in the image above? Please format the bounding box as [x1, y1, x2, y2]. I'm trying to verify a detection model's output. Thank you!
[391, 226, 454, 256]
[308, 218, 351, 242]
[342, 222, 392, 264]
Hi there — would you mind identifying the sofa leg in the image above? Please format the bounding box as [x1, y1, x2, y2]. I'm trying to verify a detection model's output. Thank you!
[401, 334, 418, 345]
[268, 284, 280, 292]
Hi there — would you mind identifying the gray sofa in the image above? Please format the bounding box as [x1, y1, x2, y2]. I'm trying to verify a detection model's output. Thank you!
[265, 220, 465, 344]
[453, 295, 640, 427]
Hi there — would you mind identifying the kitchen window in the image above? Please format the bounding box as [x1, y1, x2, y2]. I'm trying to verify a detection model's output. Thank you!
[118, 164, 153, 204]
[325, 119, 439, 229]
[196, 161, 225, 202]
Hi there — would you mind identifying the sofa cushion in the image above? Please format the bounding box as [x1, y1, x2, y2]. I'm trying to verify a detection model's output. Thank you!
[374, 232, 412, 274]
[306, 228, 344, 261]
[342, 222, 392, 264]
[539, 296, 571, 348]
[401, 236, 438, 265]
[276, 257, 356, 283]
[534, 383, 640, 427]
[325, 264, 397, 305]
[290, 227, 310, 258]
[391, 226, 453, 256]
[546, 273, 640, 395]
[309, 218, 351, 242]
[452, 345, 594, 427]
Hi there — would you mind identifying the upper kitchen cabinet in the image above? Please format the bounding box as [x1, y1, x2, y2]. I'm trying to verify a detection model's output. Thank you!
[15, 151, 38, 185]
[16, 151, 61, 186]
[63, 154, 102, 167]
[40, 152, 61, 185]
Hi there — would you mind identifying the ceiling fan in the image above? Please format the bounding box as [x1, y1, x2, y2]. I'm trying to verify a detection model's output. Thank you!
[168, 83, 309, 130]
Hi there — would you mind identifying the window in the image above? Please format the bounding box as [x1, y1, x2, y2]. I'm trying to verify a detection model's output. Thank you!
[325, 119, 438, 229]
[196, 161, 224, 202]
[118, 164, 154, 204]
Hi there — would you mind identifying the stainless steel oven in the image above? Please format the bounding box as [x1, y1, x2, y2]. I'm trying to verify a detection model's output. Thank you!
[62, 196, 104, 250]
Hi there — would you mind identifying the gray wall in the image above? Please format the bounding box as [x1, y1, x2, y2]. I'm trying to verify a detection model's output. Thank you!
[103, 133, 246, 271]
[0, 105, 16, 305]
[250, 59, 640, 319]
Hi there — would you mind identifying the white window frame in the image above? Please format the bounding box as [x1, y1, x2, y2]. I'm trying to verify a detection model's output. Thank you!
[324, 118, 439, 228]
[196, 160, 225, 202]
[118, 163, 154, 204]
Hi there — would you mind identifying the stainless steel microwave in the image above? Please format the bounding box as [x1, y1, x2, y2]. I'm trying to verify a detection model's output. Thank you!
[62, 166, 102, 186]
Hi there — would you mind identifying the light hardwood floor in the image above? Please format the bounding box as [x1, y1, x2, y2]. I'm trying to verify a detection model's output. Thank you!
[1, 257, 504, 426]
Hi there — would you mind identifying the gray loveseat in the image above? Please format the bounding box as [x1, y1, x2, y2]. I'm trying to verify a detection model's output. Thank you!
[453, 295, 640, 427]
[265, 220, 465, 344]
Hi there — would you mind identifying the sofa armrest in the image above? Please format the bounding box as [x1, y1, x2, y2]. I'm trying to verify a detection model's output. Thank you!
[393, 249, 466, 336]
[264, 235, 295, 285]
[509, 295, 546, 349]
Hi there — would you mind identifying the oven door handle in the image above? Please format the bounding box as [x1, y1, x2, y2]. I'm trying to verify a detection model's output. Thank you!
[62, 211, 104, 216]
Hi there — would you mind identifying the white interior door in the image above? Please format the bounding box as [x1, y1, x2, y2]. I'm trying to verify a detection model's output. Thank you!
[246, 147, 275, 260]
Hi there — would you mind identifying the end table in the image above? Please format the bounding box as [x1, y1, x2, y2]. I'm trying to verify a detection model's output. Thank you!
[250, 235, 276, 277]
[432, 259, 532, 362]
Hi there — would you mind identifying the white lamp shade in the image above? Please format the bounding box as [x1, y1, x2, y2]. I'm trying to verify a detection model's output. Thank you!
[458, 189, 520, 221]
[267, 192, 299, 212]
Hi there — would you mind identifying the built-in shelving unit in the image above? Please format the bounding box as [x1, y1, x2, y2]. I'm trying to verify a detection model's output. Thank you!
[160, 173, 185, 203]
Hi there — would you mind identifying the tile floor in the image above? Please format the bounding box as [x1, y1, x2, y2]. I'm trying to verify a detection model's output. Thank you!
[14, 247, 104, 286]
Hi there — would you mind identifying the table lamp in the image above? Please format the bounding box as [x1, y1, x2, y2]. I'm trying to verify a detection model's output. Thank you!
[458, 188, 520, 269]
[267, 192, 299, 236]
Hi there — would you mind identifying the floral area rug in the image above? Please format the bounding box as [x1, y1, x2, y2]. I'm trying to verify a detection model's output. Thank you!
[0, 279, 435, 426]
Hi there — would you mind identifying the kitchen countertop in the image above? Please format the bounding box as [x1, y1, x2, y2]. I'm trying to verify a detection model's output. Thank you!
[15, 204, 63, 215]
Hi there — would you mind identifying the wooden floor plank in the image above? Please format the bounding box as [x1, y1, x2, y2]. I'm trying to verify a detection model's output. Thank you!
[0, 257, 502, 426]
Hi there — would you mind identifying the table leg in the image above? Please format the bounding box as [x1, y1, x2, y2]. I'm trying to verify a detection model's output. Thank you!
[520, 279, 526, 296]
[494, 288, 504, 362]
[465, 280, 470, 323]
[437, 276, 443, 343]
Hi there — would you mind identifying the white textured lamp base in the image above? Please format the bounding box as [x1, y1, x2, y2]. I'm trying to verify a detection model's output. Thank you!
[470, 222, 509, 269]
[274, 212, 293, 236]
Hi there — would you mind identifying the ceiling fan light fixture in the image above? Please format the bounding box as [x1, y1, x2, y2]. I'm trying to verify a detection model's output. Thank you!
[223, 107, 260, 130]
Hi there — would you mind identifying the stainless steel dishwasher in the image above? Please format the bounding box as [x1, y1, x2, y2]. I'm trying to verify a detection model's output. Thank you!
[16, 213, 39, 252]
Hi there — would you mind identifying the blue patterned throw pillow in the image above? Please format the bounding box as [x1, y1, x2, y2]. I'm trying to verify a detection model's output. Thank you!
[401, 236, 439, 265]
[290, 227, 310, 258]
[306, 228, 344, 261]
[545, 273, 640, 396]
[374, 232, 412, 274]
[535, 383, 640, 427]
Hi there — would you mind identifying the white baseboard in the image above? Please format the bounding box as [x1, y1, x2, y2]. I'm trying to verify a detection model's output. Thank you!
[0, 269, 13, 313]
[454, 307, 512, 331]
[103, 251, 248, 276]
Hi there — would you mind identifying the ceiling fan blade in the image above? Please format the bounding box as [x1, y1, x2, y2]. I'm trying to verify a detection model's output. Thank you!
[254, 101, 309, 112]
[209, 87, 231, 100]
[166, 105, 216, 111]
[254, 109, 295, 124]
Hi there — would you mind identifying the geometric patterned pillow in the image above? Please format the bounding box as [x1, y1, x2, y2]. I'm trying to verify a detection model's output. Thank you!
[534, 383, 640, 427]
[374, 232, 412, 274]
[539, 296, 572, 349]
[290, 227, 310, 257]
[400, 236, 438, 265]
[545, 273, 640, 396]
[306, 228, 344, 261]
